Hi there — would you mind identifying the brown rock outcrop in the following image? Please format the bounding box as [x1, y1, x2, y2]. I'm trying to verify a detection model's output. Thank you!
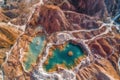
[64, 11, 100, 29]
[28, 5, 71, 34]
[89, 37, 117, 58]
[28, 4, 101, 34]
[89, 41, 107, 57]
[88, 34, 120, 77]
[76, 59, 120, 80]
[0, 23, 20, 48]
[0, 8, 10, 22]
[0, 48, 9, 65]
[47, 0, 108, 18]
[97, 38, 113, 56]
[0, 0, 120, 80]
[2, 33, 30, 79]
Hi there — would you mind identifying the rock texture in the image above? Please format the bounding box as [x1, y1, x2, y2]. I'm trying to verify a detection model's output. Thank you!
[0, 22, 20, 67]
[0, 8, 9, 22]
[1, 0, 40, 25]
[0, 22, 20, 48]
[46, 0, 108, 18]
[0, 0, 120, 80]
[28, 4, 100, 34]
[76, 59, 120, 80]
[28, 5, 71, 34]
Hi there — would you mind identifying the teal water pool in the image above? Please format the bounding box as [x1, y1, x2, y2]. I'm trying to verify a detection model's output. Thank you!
[24, 36, 45, 71]
[44, 43, 84, 71]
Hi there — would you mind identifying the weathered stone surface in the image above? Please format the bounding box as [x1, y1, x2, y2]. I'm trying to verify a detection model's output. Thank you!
[89, 41, 107, 57]
[76, 59, 120, 80]
[0, 0, 120, 80]
[0, 8, 9, 22]
[0, 48, 9, 65]
[0, 23, 20, 48]
[1, 0, 40, 25]
[28, 5, 71, 34]
[28, 4, 101, 34]
[64, 11, 100, 29]
[97, 38, 113, 56]
[47, 0, 108, 18]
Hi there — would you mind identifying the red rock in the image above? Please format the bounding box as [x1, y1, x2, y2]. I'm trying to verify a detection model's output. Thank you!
[64, 11, 100, 29]
[47, 0, 108, 18]
[58, 0, 76, 11]
[28, 5, 71, 34]
[90, 42, 107, 57]
[28, 4, 101, 34]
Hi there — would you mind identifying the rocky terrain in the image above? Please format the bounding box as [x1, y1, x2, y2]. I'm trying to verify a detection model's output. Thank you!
[0, 0, 120, 80]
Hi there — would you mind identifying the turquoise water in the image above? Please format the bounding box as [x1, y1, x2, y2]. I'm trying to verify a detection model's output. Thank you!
[24, 36, 45, 71]
[44, 43, 84, 71]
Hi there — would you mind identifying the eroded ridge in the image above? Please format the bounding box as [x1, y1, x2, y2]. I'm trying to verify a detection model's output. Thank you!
[0, 0, 120, 80]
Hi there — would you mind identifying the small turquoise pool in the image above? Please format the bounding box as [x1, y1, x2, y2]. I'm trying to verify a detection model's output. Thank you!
[44, 43, 84, 71]
[24, 36, 45, 71]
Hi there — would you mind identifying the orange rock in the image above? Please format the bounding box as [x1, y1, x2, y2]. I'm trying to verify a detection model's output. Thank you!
[77, 59, 120, 80]
[44, 60, 49, 65]
[97, 38, 112, 56]
[49, 51, 53, 57]
[0, 23, 20, 48]
[68, 51, 73, 56]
